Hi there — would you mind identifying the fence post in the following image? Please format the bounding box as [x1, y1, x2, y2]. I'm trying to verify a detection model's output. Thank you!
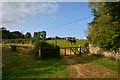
[11, 45, 16, 51]
[78, 45, 81, 54]
[39, 45, 42, 56]
[70, 48, 71, 55]
[65, 48, 66, 56]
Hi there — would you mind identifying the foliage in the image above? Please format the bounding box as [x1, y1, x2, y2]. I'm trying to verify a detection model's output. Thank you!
[1, 27, 47, 39]
[25, 32, 31, 38]
[1, 27, 24, 39]
[0, 27, 11, 39]
[31, 41, 60, 59]
[81, 42, 89, 53]
[33, 31, 47, 39]
[87, 2, 120, 51]
[40, 31, 47, 39]
[11, 31, 24, 39]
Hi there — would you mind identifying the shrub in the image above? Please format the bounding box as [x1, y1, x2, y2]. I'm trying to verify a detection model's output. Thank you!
[31, 41, 60, 59]
[84, 42, 89, 47]
[82, 42, 89, 53]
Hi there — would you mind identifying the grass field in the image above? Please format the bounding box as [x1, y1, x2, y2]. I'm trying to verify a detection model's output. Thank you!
[3, 39, 88, 48]
[46, 40, 88, 48]
[2, 46, 68, 78]
[2, 40, 119, 78]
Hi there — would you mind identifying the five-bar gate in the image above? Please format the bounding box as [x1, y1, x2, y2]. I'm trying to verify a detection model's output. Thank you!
[60, 46, 81, 56]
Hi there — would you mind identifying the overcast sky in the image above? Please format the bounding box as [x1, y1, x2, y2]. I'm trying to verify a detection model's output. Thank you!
[0, 2, 93, 39]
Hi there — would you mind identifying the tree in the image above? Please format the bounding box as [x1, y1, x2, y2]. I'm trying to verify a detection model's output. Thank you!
[33, 31, 46, 39]
[33, 32, 41, 38]
[11, 31, 23, 39]
[40, 31, 47, 39]
[87, 2, 120, 51]
[25, 32, 31, 38]
[0, 27, 11, 39]
[34, 32, 38, 38]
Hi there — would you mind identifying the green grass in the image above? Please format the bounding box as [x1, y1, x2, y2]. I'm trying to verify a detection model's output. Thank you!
[2, 47, 68, 78]
[77, 53, 118, 71]
[46, 40, 88, 48]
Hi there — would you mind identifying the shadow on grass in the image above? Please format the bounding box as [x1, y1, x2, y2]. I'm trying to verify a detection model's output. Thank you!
[76, 53, 104, 63]
[2, 46, 68, 78]
[2, 57, 68, 78]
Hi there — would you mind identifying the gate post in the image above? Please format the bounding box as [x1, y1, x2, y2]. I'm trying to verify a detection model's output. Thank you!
[70, 48, 71, 55]
[39, 45, 42, 56]
[65, 48, 66, 56]
[78, 45, 81, 54]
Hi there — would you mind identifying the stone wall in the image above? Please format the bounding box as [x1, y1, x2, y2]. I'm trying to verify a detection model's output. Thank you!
[89, 44, 120, 60]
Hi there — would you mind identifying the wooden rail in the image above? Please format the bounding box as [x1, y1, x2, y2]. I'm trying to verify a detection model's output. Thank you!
[60, 46, 81, 56]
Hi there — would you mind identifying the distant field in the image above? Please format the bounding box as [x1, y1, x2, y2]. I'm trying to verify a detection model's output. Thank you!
[46, 40, 88, 48]
[2, 39, 88, 48]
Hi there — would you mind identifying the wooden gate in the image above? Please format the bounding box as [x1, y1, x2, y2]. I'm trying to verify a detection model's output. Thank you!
[60, 47, 81, 56]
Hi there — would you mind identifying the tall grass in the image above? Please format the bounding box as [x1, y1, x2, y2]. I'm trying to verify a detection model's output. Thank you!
[2, 46, 68, 78]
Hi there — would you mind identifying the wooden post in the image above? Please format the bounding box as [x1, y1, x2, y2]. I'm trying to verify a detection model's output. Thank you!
[65, 48, 66, 56]
[11, 45, 16, 51]
[70, 48, 71, 55]
[78, 45, 81, 54]
[39, 45, 42, 56]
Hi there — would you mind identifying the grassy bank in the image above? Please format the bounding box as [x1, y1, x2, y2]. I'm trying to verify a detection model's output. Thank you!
[2, 46, 68, 78]
[77, 53, 118, 71]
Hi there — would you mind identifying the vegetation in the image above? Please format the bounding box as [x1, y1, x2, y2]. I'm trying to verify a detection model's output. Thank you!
[1, 27, 24, 39]
[25, 32, 31, 38]
[2, 45, 68, 78]
[0, 27, 47, 39]
[3, 39, 88, 48]
[2, 42, 118, 78]
[47, 40, 88, 48]
[31, 41, 60, 59]
[1, 2, 119, 78]
[87, 2, 120, 51]
[77, 53, 118, 71]
[33, 31, 46, 39]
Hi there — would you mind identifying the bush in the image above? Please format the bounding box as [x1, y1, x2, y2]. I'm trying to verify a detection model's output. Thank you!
[31, 41, 60, 59]
[82, 42, 89, 53]
[84, 42, 89, 47]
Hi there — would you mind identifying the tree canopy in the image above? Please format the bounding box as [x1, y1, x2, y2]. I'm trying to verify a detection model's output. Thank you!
[1, 27, 47, 39]
[33, 31, 47, 39]
[25, 32, 31, 38]
[87, 2, 120, 51]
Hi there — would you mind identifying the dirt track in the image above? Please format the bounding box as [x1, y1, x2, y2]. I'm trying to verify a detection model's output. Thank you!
[62, 55, 118, 78]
